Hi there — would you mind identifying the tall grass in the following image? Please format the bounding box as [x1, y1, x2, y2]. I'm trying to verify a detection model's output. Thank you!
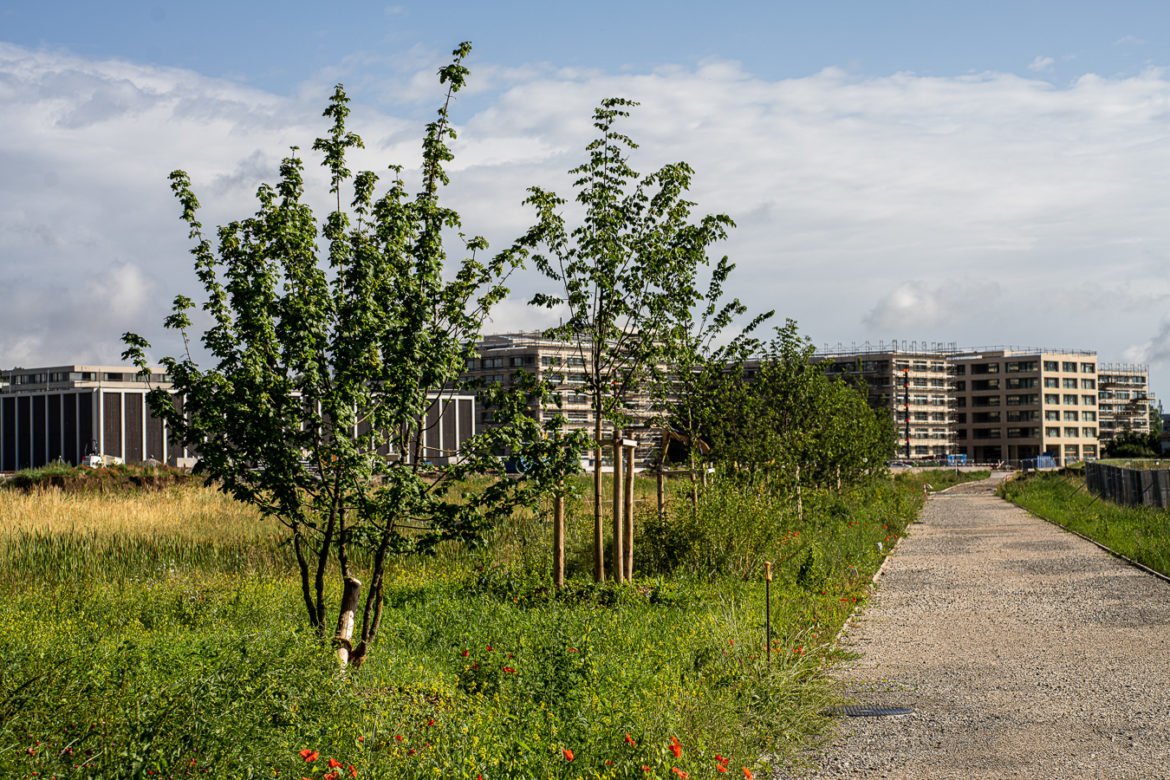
[1000, 471, 1170, 576]
[0, 472, 924, 778]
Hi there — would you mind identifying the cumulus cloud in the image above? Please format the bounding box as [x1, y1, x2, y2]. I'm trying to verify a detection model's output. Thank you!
[1028, 56, 1055, 72]
[4, 42, 1170, 393]
[1125, 318, 1170, 365]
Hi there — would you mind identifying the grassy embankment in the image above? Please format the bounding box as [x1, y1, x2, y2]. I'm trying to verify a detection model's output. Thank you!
[1000, 469, 1170, 577]
[0, 466, 934, 779]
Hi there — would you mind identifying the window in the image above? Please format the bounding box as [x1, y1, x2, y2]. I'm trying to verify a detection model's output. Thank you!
[540, 355, 561, 366]
[1046, 427, 1060, 437]
[1062, 411, 1077, 421]
[953, 380, 966, 391]
[972, 396, 1000, 407]
[973, 428, 999, 439]
[1043, 361, 1059, 371]
[1082, 427, 1097, 438]
[1006, 378, 1037, 389]
[1045, 410, 1059, 421]
[1081, 379, 1095, 389]
[1083, 445, 1098, 458]
[1082, 411, 1096, 422]
[971, 363, 999, 374]
[1044, 377, 1059, 388]
[972, 379, 1000, 391]
[973, 411, 1001, 423]
[1007, 410, 1038, 422]
[1082, 362, 1095, 373]
[1006, 360, 1038, 372]
[1007, 427, 1038, 439]
[952, 365, 966, 375]
[1064, 427, 1078, 437]
[955, 413, 967, 423]
[1062, 362, 1077, 372]
[1082, 395, 1096, 406]
[1044, 394, 1060, 405]
[1063, 394, 1078, 405]
[1006, 394, 1038, 406]
[912, 378, 927, 387]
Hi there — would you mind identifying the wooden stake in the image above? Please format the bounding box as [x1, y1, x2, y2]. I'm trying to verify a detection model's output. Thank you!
[657, 464, 665, 520]
[796, 465, 803, 523]
[553, 488, 565, 589]
[764, 562, 772, 666]
[334, 576, 362, 668]
[593, 420, 604, 583]
[612, 430, 624, 583]
[624, 443, 635, 581]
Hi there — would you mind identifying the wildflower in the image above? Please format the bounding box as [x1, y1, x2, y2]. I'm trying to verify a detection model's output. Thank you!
[625, 733, 636, 746]
[672, 769, 689, 779]
[642, 767, 652, 773]
[717, 765, 728, 774]
[348, 767, 357, 778]
[461, 650, 469, 657]
[669, 736, 682, 758]
[568, 647, 578, 653]
[395, 735, 404, 742]
[502, 666, 516, 673]
[427, 719, 435, 727]
[300, 749, 319, 762]
[324, 773, 340, 780]
[486, 645, 493, 651]
[743, 769, 754, 779]
[329, 758, 342, 768]
[563, 748, 574, 761]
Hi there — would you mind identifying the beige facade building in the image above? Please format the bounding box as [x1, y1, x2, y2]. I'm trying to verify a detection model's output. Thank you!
[1097, 364, 1155, 443]
[949, 350, 1100, 466]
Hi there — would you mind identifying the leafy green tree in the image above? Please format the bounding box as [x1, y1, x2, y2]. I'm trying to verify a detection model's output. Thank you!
[123, 44, 575, 669]
[514, 99, 734, 582]
[1103, 429, 1159, 458]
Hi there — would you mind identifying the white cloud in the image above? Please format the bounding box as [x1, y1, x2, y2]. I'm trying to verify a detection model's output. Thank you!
[1125, 318, 1170, 365]
[1028, 56, 1055, 73]
[4, 43, 1170, 394]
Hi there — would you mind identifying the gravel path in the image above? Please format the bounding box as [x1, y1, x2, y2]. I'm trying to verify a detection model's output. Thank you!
[783, 474, 1170, 779]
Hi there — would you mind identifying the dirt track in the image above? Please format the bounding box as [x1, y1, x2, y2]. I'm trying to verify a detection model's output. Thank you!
[784, 474, 1170, 779]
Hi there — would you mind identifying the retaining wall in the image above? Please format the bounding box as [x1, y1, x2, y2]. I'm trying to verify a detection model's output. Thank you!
[1085, 462, 1170, 509]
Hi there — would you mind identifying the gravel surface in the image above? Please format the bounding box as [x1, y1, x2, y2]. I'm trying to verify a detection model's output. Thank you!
[782, 474, 1170, 779]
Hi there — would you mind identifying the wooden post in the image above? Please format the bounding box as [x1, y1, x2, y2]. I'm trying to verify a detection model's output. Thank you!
[334, 576, 362, 668]
[795, 465, 803, 524]
[593, 420, 604, 582]
[835, 464, 841, 492]
[612, 430, 624, 583]
[657, 464, 665, 520]
[553, 487, 565, 589]
[624, 443, 635, 581]
[701, 467, 708, 488]
[764, 562, 772, 666]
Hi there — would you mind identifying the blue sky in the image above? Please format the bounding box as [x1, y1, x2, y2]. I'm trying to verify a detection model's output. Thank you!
[2, 1, 1170, 397]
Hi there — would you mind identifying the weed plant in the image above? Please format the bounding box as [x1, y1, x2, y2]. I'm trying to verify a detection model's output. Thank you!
[893, 469, 991, 494]
[1000, 471, 1170, 576]
[0, 474, 923, 778]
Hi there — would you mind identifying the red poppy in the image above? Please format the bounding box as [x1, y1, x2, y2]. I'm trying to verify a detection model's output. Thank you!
[672, 769, 689, 779]
[323, 773, 340, 780]
[716, 765, 728, 774]
[427, 719, 435, 727]
[669, 737, 682, 758]
[568, 647, 578, 653]
[329, 758, 342, 768]
[743, 769, 754, 779]
[563, 748, 574, 761]
[348, 766, 357, 778]
[642, 767, 652, 773]
[461, 650, 469, 657]
[395, 735, 404, 742]
[300, 750, 319, 762]
[624, 733, 636, 746]
[486, 645, 493, 651]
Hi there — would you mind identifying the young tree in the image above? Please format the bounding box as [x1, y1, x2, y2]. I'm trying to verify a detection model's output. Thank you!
[516, 99, 735, 582]
[123, 44, 567, 669]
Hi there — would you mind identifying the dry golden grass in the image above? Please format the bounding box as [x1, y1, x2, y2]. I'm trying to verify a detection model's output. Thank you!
[0, 486, 272, 542]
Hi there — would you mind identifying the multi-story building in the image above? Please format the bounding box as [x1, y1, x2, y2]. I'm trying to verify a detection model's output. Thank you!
[813, 343, 957, 460]
[1097, 364, 1155, 443]
[463, 332, 660, 466]
[0, 365, 186, 470]
[950, 349, 1100, 466]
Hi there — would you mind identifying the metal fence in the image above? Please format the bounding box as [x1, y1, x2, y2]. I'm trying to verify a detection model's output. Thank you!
[1086, 462, 1170, 509]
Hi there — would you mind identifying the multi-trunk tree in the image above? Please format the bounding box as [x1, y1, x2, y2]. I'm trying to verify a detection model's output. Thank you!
[123, 44, 578, 669]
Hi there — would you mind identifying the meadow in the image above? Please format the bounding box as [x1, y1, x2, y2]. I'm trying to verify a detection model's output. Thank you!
[1000, 469, 1170, 577]
[0, 467, 929, 779]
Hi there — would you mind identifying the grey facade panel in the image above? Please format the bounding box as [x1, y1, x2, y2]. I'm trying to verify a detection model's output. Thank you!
[78, 392, 94, 459]
[63, 394, 79, 465]
[32, 395, 46, 467]
[17, 396, 30, 470]
[146, 398, 165, 462]
[103, 392, 121, 459]
[47, 394, 62, 463]
[125, 394, 144, 463]
[1, 397, 14, 471]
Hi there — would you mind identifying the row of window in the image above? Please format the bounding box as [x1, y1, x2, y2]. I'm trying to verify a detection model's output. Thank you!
[1045, 427, 1098, 438]
[960, 360, 1096, 375]
[8, 371, 167, 385]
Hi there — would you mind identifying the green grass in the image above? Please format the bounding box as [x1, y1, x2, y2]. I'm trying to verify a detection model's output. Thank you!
[894, 468, 991, 493]
[1000, 471, 1170, 577]
[0, 473, 924, 779]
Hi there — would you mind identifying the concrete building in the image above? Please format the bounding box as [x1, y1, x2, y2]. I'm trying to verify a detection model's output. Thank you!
[464, 332, 660, 465]
[0, 365, 186, 470]
[0, 364, 475, 472]
[813, 342, 958, 460]
[1097, 364, 1155, 443]
[950, 349, 1099, 466]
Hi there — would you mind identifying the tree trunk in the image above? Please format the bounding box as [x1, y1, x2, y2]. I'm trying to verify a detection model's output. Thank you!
[593, 415, 604, 582]
[334, 576, 362, 668]
[624, 443, 634, 581]
[796, 464, 803, 523]
[553, 489, 565, 589]
[612, 429, 624, 583]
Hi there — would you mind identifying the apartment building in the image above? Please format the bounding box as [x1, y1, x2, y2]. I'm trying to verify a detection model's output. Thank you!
[0, 365, 186, 470]
[950, 350, 1100, 466]
[813, 343, 957, 460]
[464, 332, 660, 465]
[1097, 364, 1155, 442]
